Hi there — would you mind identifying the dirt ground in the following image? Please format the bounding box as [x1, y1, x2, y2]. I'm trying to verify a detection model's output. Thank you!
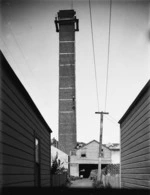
[70, 178, 93, 188]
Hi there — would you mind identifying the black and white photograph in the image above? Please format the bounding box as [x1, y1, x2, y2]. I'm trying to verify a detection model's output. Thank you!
[0, 0, 150, 194]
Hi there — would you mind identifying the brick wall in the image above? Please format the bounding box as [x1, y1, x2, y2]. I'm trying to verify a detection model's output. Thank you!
[57, 10, 78, 155]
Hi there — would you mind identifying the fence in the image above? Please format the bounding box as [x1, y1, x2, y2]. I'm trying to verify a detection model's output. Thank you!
[51, 172, 68, 187]
[102, 174, 120, 188]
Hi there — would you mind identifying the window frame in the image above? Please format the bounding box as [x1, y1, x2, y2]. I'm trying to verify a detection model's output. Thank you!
[35, 137, 40, 164]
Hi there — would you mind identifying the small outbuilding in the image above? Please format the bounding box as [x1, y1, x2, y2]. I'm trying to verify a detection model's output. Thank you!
[0, 51, 52, 188]
[104, 143, 120, 164]
[119, 80, 150, 189]
[70, 140, 112, 178]
[51, 145, 68, 170]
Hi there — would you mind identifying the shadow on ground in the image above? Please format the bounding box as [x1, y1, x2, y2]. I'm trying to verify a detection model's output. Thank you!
[1, 187, 150, 195]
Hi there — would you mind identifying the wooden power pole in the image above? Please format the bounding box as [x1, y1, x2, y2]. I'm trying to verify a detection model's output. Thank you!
[95, 111, 109, 182]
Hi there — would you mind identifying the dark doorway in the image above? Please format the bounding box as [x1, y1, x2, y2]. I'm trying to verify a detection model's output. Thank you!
[79, 164, 98, 178]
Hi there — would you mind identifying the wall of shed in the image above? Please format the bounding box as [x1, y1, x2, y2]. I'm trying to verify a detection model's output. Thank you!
[70, 141, 112, 177]
[111, 150, 120, 164]
[75, 142, 111, 163]
[51, 146, 68, 169]
[0, 63, 2, 189]
[70, 163, 79, 177]
[120, 85, 150, 189]
[0, 53, 51, 187]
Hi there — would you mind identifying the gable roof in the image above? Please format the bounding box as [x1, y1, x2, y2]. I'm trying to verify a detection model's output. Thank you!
[76, 139, 110, 150]
[1, 51, 52, 134]
[118, 79, 150, 124]
[103, 143, 120, 150]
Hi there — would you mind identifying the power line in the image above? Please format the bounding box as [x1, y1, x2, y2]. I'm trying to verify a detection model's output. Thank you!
[104, 0, 112, 112]
[105, 115, 119, 126]
[71, 0, 73, 9]
[108, 114, 118, 123]
[1, 38, 33, 93]
[7, 22, 34, 77]
[1, 38, 25, 79]
[89, 0, 100, 111]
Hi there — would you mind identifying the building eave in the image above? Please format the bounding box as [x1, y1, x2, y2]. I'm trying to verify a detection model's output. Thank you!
[118, 79, 150, 124]
[1, 51, 52, 134]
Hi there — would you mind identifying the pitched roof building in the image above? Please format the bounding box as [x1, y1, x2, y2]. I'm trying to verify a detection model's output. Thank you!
[70, 140, 119, 178]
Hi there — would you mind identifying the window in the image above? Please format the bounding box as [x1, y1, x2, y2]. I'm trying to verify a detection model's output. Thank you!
[98, 149, 104, 157]
[81, 150, 86, 157]
[35, 138, 40, 164]
[101, 149, 104, 157]
[35, 137, 40, 187]
[71, 150, 76, 156]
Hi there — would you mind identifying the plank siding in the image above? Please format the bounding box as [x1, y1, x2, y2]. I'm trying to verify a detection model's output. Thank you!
[121, 138, 150, 159]
[1, 113, 34, 141]
[0, 165, 34, 175]
[121, 130, 150, 154]
[1, 154, 34, 168]
[122, 182, 150, 189]
[121, 114, 150, 145]
[1, 78, 50, 145]
[0, 64, 2, 189]
[122, 173, 150, 180]
[119, 80, 150, 189]
[121, 95, 150, 135]
[0, 122, 34, 148]
[2, 175, 34, 185]
[1, 88, 50, 147]
[121, 178, 150, 188]
[121, 154, 150, 165]
[121, 110, 150, 143]
[3, 181, 35, 187]
[120, 88, 149, 128]
[0, 51, 52, 187]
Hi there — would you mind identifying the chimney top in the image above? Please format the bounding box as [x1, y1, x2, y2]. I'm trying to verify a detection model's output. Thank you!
[58, 10, 76, 19]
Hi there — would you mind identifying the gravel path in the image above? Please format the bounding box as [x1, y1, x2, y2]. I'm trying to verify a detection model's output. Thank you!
[70, 178, 93, 188]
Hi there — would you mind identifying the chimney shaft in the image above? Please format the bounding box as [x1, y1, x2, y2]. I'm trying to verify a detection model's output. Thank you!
[55, 10, 79, 155]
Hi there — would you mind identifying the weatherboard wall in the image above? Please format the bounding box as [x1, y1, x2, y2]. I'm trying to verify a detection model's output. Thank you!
[0, 51, 52, 188]
[119, 80, 150, 189]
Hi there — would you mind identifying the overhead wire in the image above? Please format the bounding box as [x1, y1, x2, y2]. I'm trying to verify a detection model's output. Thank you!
[6, 2, 35, 77]
[5, 3, 39, 93]
[108, 114, 118, 123]
[88, 0, 117, 130]
[89, 0, 100, 111]
[104, 0, 112, 112]
[1, 38, 24, 77]
[3, 4, 37, 94]
[106, 115, 119, 126]
[7, 22, 34, 77]
[71, 0, 73, 9]
[1, 38, 33, 93]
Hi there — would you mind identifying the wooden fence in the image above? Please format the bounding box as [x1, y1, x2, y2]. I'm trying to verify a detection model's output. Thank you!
[51, 172, 68, 187]
[102, 174, 120, 188]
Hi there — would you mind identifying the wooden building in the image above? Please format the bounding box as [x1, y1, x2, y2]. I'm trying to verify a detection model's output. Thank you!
[119, 80, 150, 189]
[51, 145, 68, 169]
[106, 143, 120, 164]
[0, 51, 52, 188]
[70, 140, 112, 178]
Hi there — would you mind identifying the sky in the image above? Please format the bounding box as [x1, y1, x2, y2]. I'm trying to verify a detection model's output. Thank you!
[0, 0, 150, 144]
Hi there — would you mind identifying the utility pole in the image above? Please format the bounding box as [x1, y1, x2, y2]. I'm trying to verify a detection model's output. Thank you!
[95, 111, 109, 182]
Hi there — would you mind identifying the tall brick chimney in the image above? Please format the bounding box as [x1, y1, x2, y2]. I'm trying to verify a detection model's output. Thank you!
[55, 10, 79, 155]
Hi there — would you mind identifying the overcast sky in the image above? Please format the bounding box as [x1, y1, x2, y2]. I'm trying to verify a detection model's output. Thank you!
[0, 0, 150, 144]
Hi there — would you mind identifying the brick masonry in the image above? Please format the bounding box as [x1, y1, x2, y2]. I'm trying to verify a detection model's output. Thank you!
[55, 10, 79, 155]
